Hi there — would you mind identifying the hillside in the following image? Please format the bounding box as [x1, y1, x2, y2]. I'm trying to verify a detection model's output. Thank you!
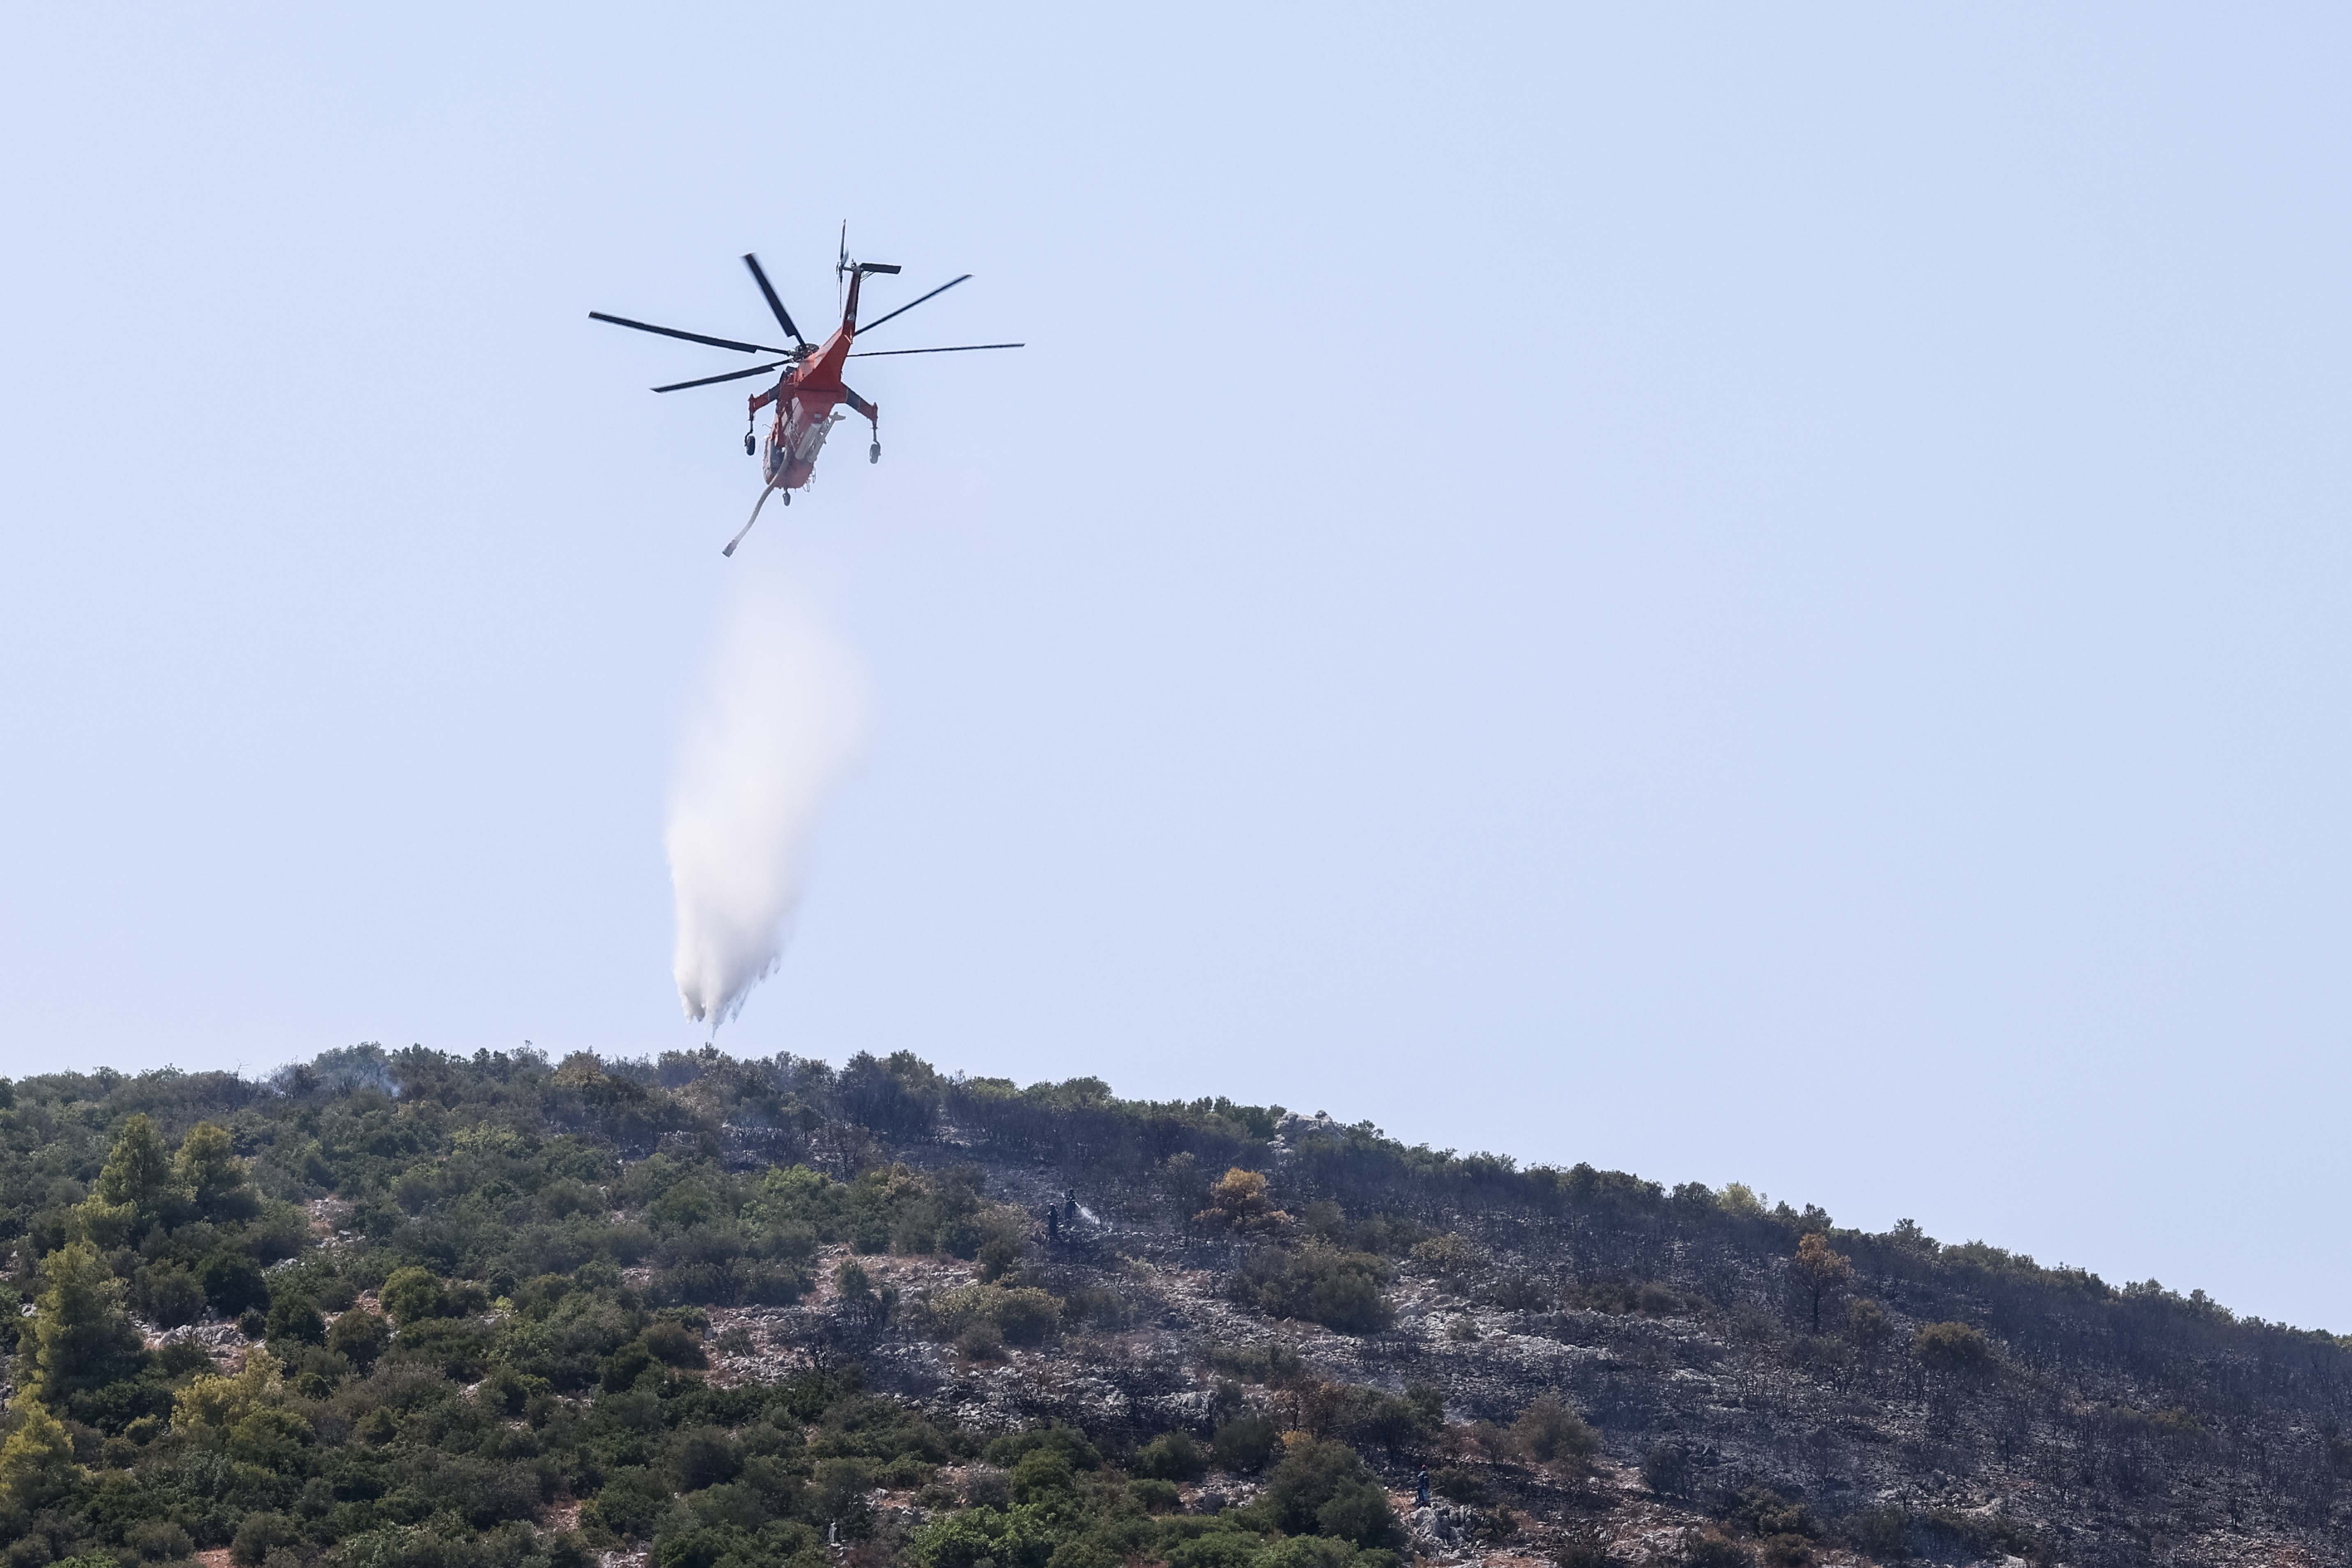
[0, 1048, 2343, 1568]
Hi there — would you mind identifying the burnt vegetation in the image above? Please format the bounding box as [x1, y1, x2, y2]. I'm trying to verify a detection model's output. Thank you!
[0, 1047, 2341, 1568]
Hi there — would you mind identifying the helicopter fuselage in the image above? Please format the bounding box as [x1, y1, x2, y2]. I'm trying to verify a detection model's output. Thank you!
[751, 326, 857, 492]
[748, 266, 888, 495]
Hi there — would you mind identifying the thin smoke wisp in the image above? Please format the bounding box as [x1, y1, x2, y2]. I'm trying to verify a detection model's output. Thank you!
[666, 583, 867, 1029]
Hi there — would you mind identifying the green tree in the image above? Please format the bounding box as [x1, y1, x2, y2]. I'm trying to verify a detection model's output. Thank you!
[0, 1398, 83, 1509]
[200, 1251, 269, 1317]
[265, 1293, 326, 1348]
[326, 1308, 390, 1372]
[1194, 1168, 1289, 1234]
[1845, 1297, 1890, 1349]
[100, 1114, 177, 1210]
[1717, 1183, 1767, 1219]
[1790, 1233, 1853, 1334]
[173, 1121, 258, 1224]
[139, 1262, 206, 1329]
[379, 1266, 446, 1326]
[28, 1241, 144, 1405]
[78, 1114, 180, 1246]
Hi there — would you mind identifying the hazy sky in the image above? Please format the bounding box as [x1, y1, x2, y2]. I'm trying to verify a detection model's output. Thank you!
[3, 7, 2346, 1329]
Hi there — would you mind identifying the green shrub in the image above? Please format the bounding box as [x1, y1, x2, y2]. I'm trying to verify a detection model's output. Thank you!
[138, 1264, 205, 1329]
[1565, 1278, 1685, 1316]
[664, 1425, 743, 1492]
[1211, 1414, 1281, 1473]
[266, 1294, 326, 1347]
[1556, 1542, 1626, 1568]
[328, 1308, 391, 1371]
[812, 1457, 881, 1533]
[1726, 1487, 1816, 1541]
[1408, 1233, 1486, 1291]
[1264, 1438, 1402, 1550]
[1134, 1430, 1207, 1482]
[1911, 1322, 1993, 1375]
[1206, 1342, 1308, 1384]
[202, 1252, 269, 1317]
[1911, 1507, 2043, 1562]
[1300, 1203, 1427, 1257]
[379, 1267, 447, 1327]
[1059, 1287, 1128, 1330]
[1231, 1247, 1395, 1335]
[1845, 1298, 1889, 1347]
[923, 1283, 1063, 1350]
[1484, 1272, 1553, 1312]
[390, 1316, 490, 1380]
[643, 1319, 707, 1368]
[1129, 1477, 1182, 1513]
[909, 1501, 1059, 1568]
[986, 1423, 1102, 1474]
[602, 1338, 656, 1393]
[1641, 1443, 1691, 1495]
[1680, 1532, 1752, 1568]
[1248, 1539, 1374, 1568]
[230, 1513, 294, 1568]
[1511, 1394, 1600, 1473]
[990, 1288, 1060, 1345]
[1164, 1533, 1257, 1568]
[123, 1522, 194, 1562]
[585, 1469, 669, 1540]
[1009, 1448, 1077, 1504]
[1839, 1508, 1908, 1560]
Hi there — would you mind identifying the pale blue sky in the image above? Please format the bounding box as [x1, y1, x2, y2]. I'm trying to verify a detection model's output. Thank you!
[3, 7, 2346, 1328]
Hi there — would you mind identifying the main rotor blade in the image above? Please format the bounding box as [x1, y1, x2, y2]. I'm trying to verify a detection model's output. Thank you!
[589, 311, 787, 356]
[652, 360, 791, 393]
[853, 274, 971, 337]
[846, 341, 1024, 358]
[742, 253, 808, 348]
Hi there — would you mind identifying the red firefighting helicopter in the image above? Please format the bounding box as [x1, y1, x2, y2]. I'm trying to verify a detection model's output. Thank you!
[591, 230, 1022, 555]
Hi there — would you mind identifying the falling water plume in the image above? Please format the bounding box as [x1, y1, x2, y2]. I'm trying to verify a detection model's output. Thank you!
[666, 581, 866, 1029]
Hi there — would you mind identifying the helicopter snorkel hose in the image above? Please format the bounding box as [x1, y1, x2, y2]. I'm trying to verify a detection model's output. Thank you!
[723, 479, 780, 557]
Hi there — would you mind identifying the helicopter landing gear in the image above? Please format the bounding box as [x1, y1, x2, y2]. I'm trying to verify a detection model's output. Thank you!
[781, 490, 791, 505]
[744, 431, 756, 455]
[842, 390, 879, 467]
